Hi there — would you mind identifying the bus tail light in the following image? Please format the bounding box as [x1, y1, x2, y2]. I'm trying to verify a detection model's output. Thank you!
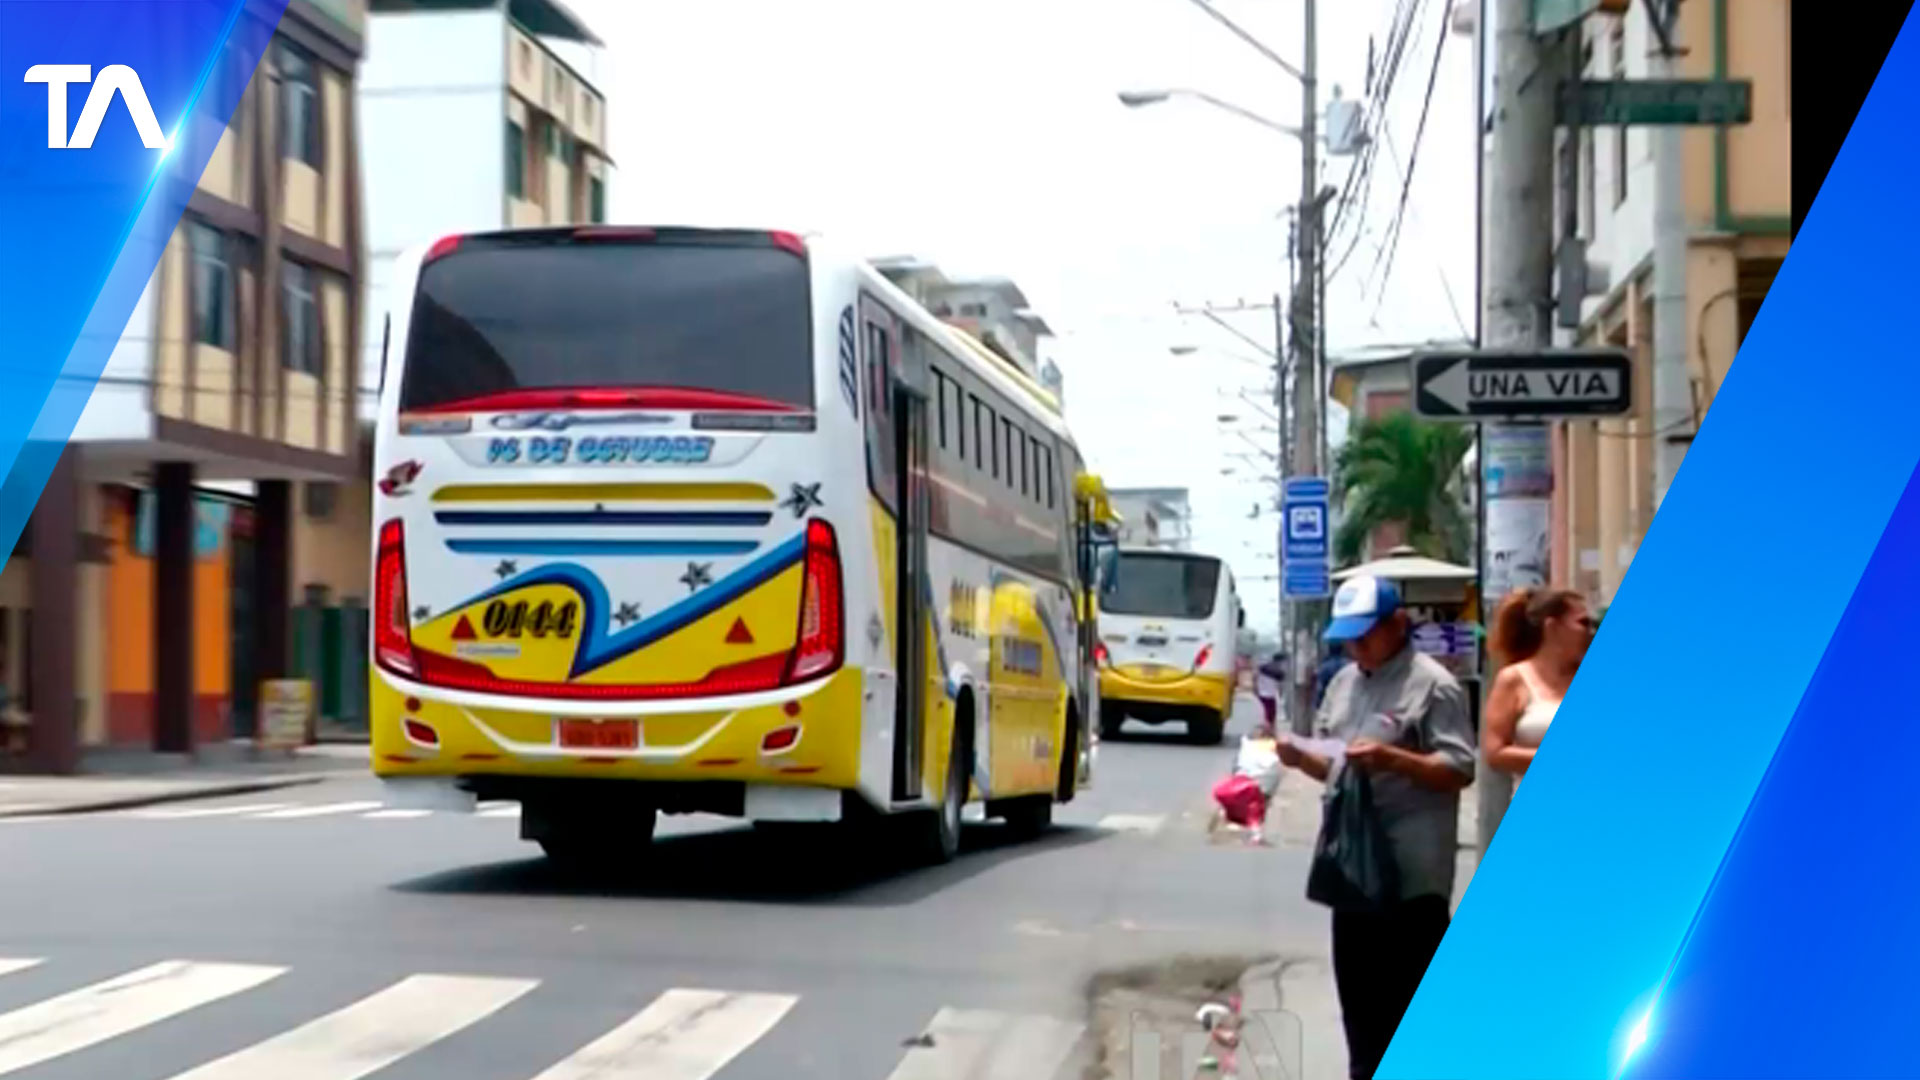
[1094, 641, 1110, 668]
[374, 519, 418, 678]
[785, 519, 843, 683]
[1193, 645, 1213, 671]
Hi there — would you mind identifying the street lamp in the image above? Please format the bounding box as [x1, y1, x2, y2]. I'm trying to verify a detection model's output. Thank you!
[1116, 88, 1306, 142]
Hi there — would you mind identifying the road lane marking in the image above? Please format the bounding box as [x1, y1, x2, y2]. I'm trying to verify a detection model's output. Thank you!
[0, 960, 41, 979]
[254, 802, 385, 819]
[887, 1008, 1086, 1080]
[0, 960, 285, 1076]
[529, 988, 797, 1080]
[162, 973, 537, 1080]
[363, 809, 433, 819]
[1096, 813, 1166, 834]
[127, 803, 295, 819]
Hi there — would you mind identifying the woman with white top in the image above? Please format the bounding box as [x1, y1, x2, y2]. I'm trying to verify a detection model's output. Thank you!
[1482, 587, 1596, 788]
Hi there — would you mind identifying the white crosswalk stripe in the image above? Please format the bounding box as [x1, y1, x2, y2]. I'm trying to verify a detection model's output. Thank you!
[163, 973, 537, 1080]
[0, 960, 286, 1076]
[0, 956, 1086, 1080]
[886, 1008, 1086, 1080]
[128, 803, 297, 819]
[1096, 813, 1167, 835]
[254, 801, 386, 819]
[529, 988, 797, 1080]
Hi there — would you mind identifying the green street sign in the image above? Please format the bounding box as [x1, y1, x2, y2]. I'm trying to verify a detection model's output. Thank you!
[1534, 0, 1605, 33]
[1557, 79, 1754, 126]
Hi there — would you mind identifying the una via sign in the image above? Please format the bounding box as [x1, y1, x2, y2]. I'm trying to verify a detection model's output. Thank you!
[1412, 349, 1633, 421]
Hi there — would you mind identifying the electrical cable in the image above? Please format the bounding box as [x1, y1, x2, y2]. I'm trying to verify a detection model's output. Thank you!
[1364, 0, 1456, 302]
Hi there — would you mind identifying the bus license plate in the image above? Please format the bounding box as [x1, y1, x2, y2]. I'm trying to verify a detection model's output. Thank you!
[558, 719, 639, 750]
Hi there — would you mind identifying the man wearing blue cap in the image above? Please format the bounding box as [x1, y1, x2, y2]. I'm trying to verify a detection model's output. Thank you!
[1274, 573, 1475, 1080]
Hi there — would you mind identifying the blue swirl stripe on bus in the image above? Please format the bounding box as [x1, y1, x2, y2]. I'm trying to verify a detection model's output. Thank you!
[445, 539, 760, 558]
[461, 532, 808, 679]
[435, 510, 774, 528]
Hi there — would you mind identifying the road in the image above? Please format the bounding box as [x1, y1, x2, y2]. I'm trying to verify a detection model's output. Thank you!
[0, 697, 1334, 1080]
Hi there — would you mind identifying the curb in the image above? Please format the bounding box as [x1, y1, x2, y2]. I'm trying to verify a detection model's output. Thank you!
[0, 774, 332, 819]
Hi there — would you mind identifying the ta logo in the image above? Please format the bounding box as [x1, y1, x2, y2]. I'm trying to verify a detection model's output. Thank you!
[23, 64, 168, 150]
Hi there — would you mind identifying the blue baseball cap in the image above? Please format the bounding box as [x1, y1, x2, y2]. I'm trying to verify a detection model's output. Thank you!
[1324, 574, 1402, 643]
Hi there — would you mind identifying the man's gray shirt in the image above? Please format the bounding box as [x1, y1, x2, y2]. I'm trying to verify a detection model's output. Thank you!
[1313, 643, 1475, 903]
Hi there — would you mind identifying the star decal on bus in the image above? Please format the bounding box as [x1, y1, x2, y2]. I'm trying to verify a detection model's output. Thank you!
[679, 562, 713, 593]
[614, 602, 641, 627]
[412, 605, 430, 622]
[494, 559, 517, 580]
[781, 482, 823, 518]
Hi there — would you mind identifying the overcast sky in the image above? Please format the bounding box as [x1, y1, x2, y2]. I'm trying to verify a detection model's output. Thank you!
[566, 0, 1479, 636]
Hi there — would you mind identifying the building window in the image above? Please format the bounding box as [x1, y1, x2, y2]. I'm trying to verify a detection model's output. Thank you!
[959, 302, 988, 317]
[505, 120, 526, 199]
[589, 176, 605, 222]
[545, 119, 560, 157]
[278, 42, 320, 166]
[1609, 17, 1627, 206]
[188, 222, 234, 350]
[282, 260, 320, 375]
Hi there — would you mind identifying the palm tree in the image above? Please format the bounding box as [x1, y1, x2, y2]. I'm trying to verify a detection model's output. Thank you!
[1331, 411, 1474, 566]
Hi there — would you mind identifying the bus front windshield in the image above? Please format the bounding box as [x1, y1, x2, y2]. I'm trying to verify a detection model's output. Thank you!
[1099, 553, 1222, 619]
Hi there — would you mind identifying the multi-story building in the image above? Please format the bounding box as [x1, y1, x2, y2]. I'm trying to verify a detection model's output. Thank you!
[358, 0, 611, 409]
[1549, 0, 1789, 605]
[871, 257, 1055, 382]
[1109, 488, 1194, 552]
[1039, 358, 1066, 407]
[4, 0, 371, 771]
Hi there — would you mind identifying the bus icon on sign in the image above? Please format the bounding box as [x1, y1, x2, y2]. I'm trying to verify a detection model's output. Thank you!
[1288, 505, 1324, 541]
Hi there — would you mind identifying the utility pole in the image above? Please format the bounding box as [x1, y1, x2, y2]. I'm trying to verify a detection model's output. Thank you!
[1648, 0, 1691, 507]
[1286, 0, 1323, 734]
[1478, 0, 1564, 849]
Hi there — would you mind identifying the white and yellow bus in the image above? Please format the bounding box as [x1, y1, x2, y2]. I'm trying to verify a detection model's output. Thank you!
[1094, 548, 1243, 744]
[368, 224, 1106, 865]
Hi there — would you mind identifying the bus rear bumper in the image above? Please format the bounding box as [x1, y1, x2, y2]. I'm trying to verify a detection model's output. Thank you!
[367, 665, 867, 801]
[1098, 668, 1234, 717]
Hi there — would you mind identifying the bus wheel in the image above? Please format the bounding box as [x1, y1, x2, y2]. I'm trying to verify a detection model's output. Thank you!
[1188, 710, 1225, 745]
[907, 731, 968, 865]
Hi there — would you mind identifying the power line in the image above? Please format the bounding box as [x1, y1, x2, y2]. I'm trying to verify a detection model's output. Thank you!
[1363, 0, 1456, 303]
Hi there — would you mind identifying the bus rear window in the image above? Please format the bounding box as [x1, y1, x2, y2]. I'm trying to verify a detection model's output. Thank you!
[1100, 553, 1222, 619]
[398, 240, 814, 413]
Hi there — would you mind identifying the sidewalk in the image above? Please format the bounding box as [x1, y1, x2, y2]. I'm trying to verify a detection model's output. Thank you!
[0, 743, 367, 818]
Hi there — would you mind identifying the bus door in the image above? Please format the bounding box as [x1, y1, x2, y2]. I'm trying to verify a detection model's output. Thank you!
[891, 376, 931, 801]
